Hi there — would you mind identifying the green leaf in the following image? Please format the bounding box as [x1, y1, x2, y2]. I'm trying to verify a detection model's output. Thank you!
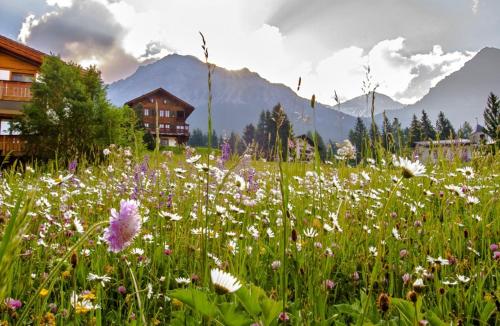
[169, 288, 219, 318]
[424, 311, 448, 326]
[479, 302, 496, 325]
[391, 298, 415, 326]
[219, 302, 253, 326]
[235, 285, 264, 316]
[259, 296, 281, 326]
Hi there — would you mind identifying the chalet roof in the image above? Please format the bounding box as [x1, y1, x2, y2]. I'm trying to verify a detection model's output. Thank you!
[0, 34, 46, 65]
[124, 87, 195, 116]
[295, 134, 324, 150]
[473, 124, 486, 134]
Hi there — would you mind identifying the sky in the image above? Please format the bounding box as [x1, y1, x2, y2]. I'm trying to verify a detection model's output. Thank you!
[1, 0, 499, 104]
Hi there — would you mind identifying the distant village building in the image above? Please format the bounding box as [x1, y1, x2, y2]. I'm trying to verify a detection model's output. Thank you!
[125, 88, 195, 146]
[413, 124, 493, 162]
[290, 134, 322, 161]
[0, 35, 45, 155]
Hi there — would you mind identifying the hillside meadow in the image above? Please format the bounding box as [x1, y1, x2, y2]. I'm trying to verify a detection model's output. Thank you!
[0, 146, 499, 325]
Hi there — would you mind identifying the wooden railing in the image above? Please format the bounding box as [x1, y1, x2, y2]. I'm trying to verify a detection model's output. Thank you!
[149, 124, 190, 136]
[0, 135, 24, 154]
[0, 81, 32, 101]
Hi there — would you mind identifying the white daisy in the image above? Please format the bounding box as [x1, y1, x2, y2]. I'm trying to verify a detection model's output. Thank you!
[175, 277, 192, 284]
[210, 268, 242, 294]
[303, 227, 318, 238]
[395, 157, 426, 178]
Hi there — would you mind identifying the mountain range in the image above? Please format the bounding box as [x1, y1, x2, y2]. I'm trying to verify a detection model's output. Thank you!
[108, 47, 500, 141]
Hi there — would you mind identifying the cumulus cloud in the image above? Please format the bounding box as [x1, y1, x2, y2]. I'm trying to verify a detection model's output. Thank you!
[18, 0, 138, 81]
[472, 0, 480, 14]
[299, 38, 475, 104]
[16, 0, 477, 105]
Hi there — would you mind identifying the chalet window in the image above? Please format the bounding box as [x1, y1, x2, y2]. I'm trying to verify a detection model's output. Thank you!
[0, 120, 21, 135]
[166, 124, 170, 129]
[177, 111, 184, 118]
[0, 70, 9, 81]
[11, 73, 33, 82]
[144, 109, 149, 116]
[160, 110, 165, 117]
[160, 124, 165, 129]
[177, 125, 184, 130]
[144, 123, 150, 128]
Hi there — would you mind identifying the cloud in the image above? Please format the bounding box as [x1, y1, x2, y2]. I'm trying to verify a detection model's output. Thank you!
[16, 0, 477, 105]
[18, 0, 139, 81]
[472, 0, 480, 14]
[299, 38, 475, 104]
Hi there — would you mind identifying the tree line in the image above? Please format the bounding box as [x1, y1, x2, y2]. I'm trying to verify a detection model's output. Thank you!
[348, 92, 500, 161]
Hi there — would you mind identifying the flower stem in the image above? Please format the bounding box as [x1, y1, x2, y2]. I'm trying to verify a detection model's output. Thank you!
[17, 221, 108, 324]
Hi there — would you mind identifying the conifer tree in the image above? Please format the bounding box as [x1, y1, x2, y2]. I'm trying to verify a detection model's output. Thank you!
[408, 114, 422, 144]
[483, 92, 500, 140]
[420, 110, 436, 140]
[436, 111, 456, 140]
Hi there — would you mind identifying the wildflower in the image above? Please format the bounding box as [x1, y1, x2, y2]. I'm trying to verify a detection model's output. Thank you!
[103, 148, 111, 156]
[323, 279, 335, 290]
[413, 278, 425, 293]
[117, 286, 127, 295]
[210, 268, 242, 294]
[335, 140, 356, 160]
[303, 227, 318, 238]
[402, 273, 411, 285]
[5, 298, 22, 310]
[87, 273, 112, 287]
[400, 249, 408, 258]
[39, 288, 49, 297]
[377, 293, 390, 313]
[406, 290, 418, 303]
[392, 227, 401, 240]
[175, 277, 191, 284]
[278, 312, 290, 322]
[457, 167, 474, 179]
[490, 243, 499, 251]
[395, 157, 426, 178]
[234, 175, 246, 191]
[271, 260, 281, 271]
[493, 251, 500, 260]
[456, 275, 470, 283]
[103, 199, 141, 253]
[369, 246, 378, 257]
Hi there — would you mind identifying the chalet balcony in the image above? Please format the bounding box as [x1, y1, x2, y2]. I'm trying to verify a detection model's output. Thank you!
[149, 124, 190, 136]
[0, 80, 32, 101]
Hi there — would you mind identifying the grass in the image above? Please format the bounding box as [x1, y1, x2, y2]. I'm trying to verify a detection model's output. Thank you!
[0, 146, 498, 325]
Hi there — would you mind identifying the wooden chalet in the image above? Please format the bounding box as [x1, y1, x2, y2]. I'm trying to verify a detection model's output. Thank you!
[125, 88, 195, 146]
[0, 35, 45, 155]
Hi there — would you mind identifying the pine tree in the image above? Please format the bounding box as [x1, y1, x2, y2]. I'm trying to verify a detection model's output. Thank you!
[458, 121, 473, 139]
[242, 123, 256, 146]
[391, 117, 403, 152]
[420, 110, 436, 140]
[483, 92, 500, 140]
[348, 117, 368, 161]
[436, 111, 456, 140]
[381, 111, 393, 150]
[408, 114, 422, 144]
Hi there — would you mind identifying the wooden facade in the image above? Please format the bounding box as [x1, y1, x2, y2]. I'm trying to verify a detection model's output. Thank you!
[0, 35, 45, 156]
[125, 88, 195, 146]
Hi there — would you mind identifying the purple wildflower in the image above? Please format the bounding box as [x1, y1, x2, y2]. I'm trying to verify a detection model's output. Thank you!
[490, 243, 499, 251]
[103, 199, 141, 253]
[221, 140, 231, 163]
[5, 298, 22, 310]
[493, 251, 500, 260]
[68, 160, 78, 173]
[117, 286, 127, 295]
